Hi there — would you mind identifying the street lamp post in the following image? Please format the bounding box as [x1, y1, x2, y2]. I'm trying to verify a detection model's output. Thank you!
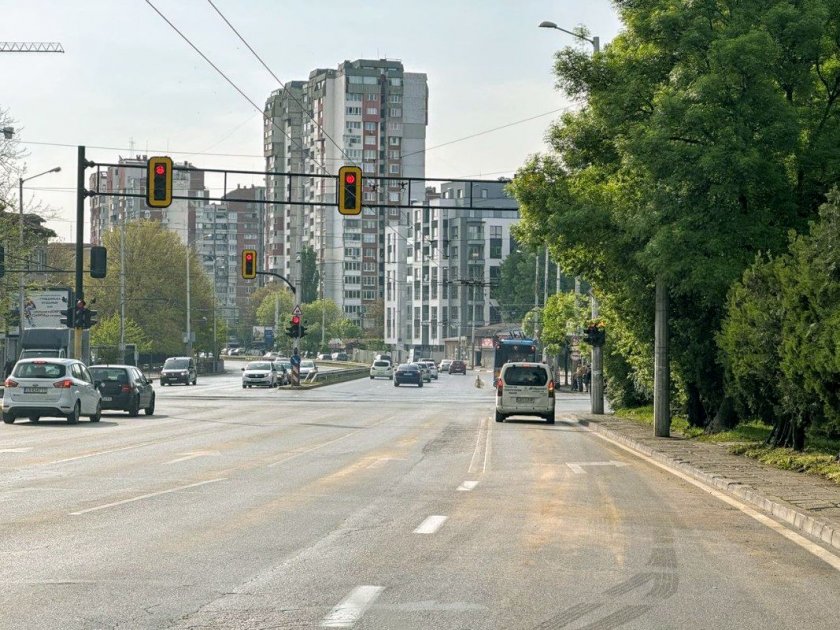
[18, 166, 62, 344]
[538, 20, 600, 53]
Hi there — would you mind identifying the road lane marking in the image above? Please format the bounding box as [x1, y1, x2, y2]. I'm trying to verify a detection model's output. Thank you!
[457, 480, 479, 492]
[468, 416, 492, 474]
[0, 447, 33, 453]
[43, 441, 157, 466]
[165, 450, 221, 465]
[69, 478, 227, 515]
[321, 585, 383, 628]
[414, 515, 448, 534]
[267, 432, 365, 468]
[587, 428, 840, 572]
[567, 461, 629, 474]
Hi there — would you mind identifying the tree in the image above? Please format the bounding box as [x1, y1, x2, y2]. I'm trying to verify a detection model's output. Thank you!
[510, 0, 840, 429]
[90, 314, 151, 363]
[85, 221, 216, 356]
[255, 288, 295, 329]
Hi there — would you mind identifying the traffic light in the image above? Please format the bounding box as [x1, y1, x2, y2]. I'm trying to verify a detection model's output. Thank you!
[0, 245, 4, 278]
[299, 323, 307, 338]
[147, 156, 173, 208]
[90, 245, 107, 279]
[74, 300, 86, 329]
[338, 165, 362, 215]
[83, 309, 98, 329]
[241, 249, 257, 279]
[59, 306, 74, 328]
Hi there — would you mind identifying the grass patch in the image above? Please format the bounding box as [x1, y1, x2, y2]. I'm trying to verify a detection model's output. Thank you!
[613, 407, 840, 485]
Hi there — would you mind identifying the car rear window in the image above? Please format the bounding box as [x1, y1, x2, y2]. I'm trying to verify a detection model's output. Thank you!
[91, 368, 129, 383]
[397, 364, 417, 371]
[164, 359, 189, 369]
[14, 362, 67, 379]
[373, 361, 390, 368]
[246, 362, 272, 370]
[503, 366, 549, 386]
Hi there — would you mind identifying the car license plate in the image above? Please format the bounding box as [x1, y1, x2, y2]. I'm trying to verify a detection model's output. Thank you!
[516, 397, 533, 403]
[24, 387, 47, 394]
[102, 396, 112, 401]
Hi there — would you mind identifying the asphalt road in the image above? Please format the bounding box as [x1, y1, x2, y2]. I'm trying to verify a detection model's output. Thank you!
[1, 370, 839, 629]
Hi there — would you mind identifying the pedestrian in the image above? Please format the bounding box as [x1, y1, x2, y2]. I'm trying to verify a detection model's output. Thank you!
[583, 365, 591, 393]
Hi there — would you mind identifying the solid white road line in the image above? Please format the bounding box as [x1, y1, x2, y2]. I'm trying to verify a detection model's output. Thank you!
[587, 428, 840, 572]
[165, 450, 221, 465]
[457, 480, 479, 492]
[69, 478, 227, 515]
[0, 447, 33, 453]
[321, 585, 384, 628]
[567, 463, 585, 474]
[42, 441, 157, 466]
[414, 515, 448, 534]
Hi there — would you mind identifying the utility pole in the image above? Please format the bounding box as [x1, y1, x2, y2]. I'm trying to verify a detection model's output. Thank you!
[654, 278, 670, 436]
[590, 291, 604, 415]
[119, 204, 126, 363]
[186, 247, 192, 357]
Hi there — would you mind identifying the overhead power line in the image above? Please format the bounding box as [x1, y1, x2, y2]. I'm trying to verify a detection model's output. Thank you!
[0, 41, 64, 53]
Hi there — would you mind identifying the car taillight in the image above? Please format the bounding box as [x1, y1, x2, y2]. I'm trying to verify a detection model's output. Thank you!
[496, 380, 503, 395]
[53, 379, 74, 389]
[548, 379, 555, 397]
[4, 378, 18, 388]
[121, 384, 133, 393]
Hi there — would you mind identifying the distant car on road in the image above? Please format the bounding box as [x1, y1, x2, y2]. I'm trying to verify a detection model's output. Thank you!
[299, 359, 318, 380]
[160, 357, 197, 386]
[449, 360, 467, 375]
[317, 352, 331, 360]
[370, 360, 394, 380]
[90, 365, 155, 416]
[420, 360, 438, 380]
[3, 358, 101, 424]
[393, 363, 423, 387]
[331, 352, 350, 361]
[412, 362, 432, 383]
[273, 359, 291, 385]
[241, 361, 279, 388]
[439, 359, 453, 373]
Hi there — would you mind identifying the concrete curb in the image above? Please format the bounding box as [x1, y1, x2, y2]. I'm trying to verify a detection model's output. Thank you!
[578, 417, 840, 553]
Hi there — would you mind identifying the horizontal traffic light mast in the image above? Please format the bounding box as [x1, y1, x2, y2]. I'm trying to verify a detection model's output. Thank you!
[84, 160, 520, 213]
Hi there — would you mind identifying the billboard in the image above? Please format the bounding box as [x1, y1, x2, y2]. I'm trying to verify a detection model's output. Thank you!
[21, 288, 72, 330]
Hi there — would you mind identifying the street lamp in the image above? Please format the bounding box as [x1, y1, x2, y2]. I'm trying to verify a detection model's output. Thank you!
[18, 166, 61, 342]
[538, 20, 600, 53]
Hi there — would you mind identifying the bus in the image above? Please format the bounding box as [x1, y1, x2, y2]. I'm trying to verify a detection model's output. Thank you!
[493, 335, 539, 385]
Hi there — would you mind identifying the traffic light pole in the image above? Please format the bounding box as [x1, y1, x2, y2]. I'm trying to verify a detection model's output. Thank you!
[74, 145, 87, 361]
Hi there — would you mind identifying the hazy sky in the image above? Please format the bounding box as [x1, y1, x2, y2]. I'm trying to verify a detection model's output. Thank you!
[3, 0, 623, 242]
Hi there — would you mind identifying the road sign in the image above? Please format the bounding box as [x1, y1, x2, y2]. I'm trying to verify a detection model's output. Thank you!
[293, 304, 301, 316]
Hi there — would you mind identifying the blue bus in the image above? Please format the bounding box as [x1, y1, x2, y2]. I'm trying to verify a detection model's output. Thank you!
[493, 335, 539, 385]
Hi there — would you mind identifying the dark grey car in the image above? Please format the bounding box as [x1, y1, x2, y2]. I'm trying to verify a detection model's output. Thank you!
[90, 365, 155, 416]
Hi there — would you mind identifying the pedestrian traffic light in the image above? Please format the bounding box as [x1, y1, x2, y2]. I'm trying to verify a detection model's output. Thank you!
[147, 156, 173, 208]
[338, 165, 362, 215]
[90, 245, 107, 279]
[285, 323, 298, 338]
[74, 300, 86, 329]
[241, 249, 257, 279]
[59, 306, 74, 328]
[83, 309, 98, 329]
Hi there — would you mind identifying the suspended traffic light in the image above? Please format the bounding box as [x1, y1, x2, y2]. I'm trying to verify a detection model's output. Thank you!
[90, 245, 107, 279]
[241, 249, 257, 279]
[338, 165, 362, 215]
[147, 156, 173, 208]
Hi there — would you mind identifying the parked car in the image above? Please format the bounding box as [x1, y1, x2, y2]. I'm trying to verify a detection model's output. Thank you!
[370, 360, 394, 380]
[159, 357, 197, 386]
[331, 352, 350, 361]
[439, 359, 453, 373]
[413, 362, 432, 383]
[3, 358, 101, 424]
[299, 359, 318, 380]
[317, 352, 331, 360]
[241, 361, 279, 388]
[393, 363, 423, 387]
[449, 360, 467, 375]
[90, 365, 155, 417]
[263, 351, 279, 360]
[420, 360, 439, 380]
[495, 362, 555, 424]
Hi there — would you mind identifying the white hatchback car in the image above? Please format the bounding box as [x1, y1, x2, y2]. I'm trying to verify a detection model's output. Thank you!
[3, 358, 102, 424]
[495, 362, 555, 424]
[370, 360, 393, 380]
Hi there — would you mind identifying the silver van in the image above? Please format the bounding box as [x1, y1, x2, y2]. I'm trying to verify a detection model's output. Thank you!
[495, 362, 555, 424]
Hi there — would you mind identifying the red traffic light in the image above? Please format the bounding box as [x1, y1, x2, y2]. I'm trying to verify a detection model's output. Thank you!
[292, 315, 300, 325]
[155, 164, 166, 176]
[344, 173, 356, 185]
[245, 252, 253, 261]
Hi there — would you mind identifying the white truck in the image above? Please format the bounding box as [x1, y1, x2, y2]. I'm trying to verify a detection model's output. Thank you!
[19, 328, 90, 364]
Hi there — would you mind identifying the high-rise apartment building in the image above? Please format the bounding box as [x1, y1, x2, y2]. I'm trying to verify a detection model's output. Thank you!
[264, 59, 428, 329]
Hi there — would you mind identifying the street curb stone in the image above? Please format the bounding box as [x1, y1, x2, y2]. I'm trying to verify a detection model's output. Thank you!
[577, 416, 840, 553]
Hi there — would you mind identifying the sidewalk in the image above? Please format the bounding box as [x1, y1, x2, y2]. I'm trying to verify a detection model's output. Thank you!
[575, 412, 840, 552]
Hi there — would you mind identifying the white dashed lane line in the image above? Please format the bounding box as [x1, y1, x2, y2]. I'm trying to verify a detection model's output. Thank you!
[414, 515, 448, 534]
[321, 585, 384, 628]
[457, 480, 479, 491]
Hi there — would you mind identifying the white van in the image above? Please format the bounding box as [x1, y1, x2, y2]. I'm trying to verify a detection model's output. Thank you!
[495, 362, 555, 424]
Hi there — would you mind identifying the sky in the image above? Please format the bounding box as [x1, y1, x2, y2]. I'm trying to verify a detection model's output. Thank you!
[2, 0, 624, 242]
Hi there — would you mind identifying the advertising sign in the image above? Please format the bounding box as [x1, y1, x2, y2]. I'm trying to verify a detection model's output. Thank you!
[21, 288, 72, 329]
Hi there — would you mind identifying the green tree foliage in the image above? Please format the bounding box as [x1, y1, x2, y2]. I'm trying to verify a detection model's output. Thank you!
[255, 288, 295, 328]
[511, 0, 840, 428]
[90, 314, 151, 363]
[299, 245, 320, 304]
[86, 221, 216, 356]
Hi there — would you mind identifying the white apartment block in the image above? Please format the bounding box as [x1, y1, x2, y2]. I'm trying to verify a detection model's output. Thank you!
[194, 204, 240, 324]
[385, 181, 519, 358]
[264, 59, 428, 329]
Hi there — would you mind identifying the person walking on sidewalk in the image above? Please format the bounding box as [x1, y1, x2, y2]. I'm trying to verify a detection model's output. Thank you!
[583, 365, 591, 393]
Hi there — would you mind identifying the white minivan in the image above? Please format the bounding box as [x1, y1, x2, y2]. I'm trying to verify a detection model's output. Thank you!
[495, 362, 555, 424]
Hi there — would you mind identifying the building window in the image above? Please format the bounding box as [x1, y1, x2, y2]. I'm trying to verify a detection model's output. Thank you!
[363, 261, 376, 272]
[347, 93, 362, 102]
[490, 225, 502, 238]
[363, 149, 377, 160]
[490, 238, 502, 259]
[365, 107, 378, 115]
[364, 135, 377, 146]
[364, 122, 377, 131]
[362, 163, 375, 174]
[388, 122, 402, 132]
[389, 164, 400, 175]
[363, 233, 376, 243]
[389, 94, 402, 103]
[346, 106, 361, 115]
[389, 108, 402, 117]
[345, 121, 361, 131]
[389, 137, 401, 146]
